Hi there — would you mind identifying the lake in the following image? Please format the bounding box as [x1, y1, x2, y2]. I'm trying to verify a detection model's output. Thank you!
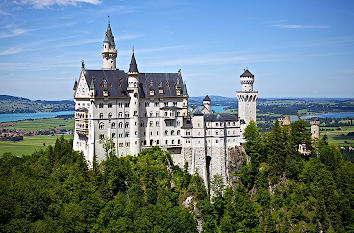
[290, 112, 354, 122]
[0, 111, 75, 123]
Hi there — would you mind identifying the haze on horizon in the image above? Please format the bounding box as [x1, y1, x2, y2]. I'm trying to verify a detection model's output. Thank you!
[0, 0, 353, 100]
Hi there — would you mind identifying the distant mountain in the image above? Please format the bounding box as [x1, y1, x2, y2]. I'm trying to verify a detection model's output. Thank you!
[0, 95, 74, 114]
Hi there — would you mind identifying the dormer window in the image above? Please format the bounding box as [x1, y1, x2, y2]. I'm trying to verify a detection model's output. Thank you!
[176, 89, 181, 95]
[150, 89, 155, 96]
[159, 88, 164, 94]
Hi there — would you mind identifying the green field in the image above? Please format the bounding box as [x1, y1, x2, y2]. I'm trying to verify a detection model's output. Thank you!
[4, 118, 74, 131]
[321, 126, 354, 146]
[0, 135, 74, 156]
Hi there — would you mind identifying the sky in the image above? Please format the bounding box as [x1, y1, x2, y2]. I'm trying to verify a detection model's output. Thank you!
[0, 0, 354, 100]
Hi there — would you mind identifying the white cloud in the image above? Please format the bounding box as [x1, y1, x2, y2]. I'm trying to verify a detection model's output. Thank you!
[0, 28, 28, 39]
[15, 0, 102, 8]
[273, 24, 328, 29]
[0, 48, 24, 56]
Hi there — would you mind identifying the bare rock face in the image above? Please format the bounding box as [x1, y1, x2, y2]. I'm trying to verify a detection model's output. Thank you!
[227, 146, 246, 188]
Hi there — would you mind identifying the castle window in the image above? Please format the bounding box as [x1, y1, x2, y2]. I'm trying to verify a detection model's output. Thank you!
[164, 112, 168, 117]
[216, 123, 219, 126]
[165, 140, 168, 145]
[108, 113, 112, 119]
[156, 131, 159, 135]
[177, 121, 180, 126]
[125, 122, 129, 128]
[172, 140, 174, 144]
[118, 103, 123, 108]
[156, 121, 159, 127]
[145, 102, 149, 107]
[118, 122, 123, 128]
[177, 130, 180, 135]
[176, 89, 181, 95]
[150, 89, 155, 96]
[100, 113, 103, 119]
[108, 103, 112, 108]
[150, 121, 153, 127]
[144, 140, 147, 145]
[99, 123, 104, 129]
[171, 130, 174, 135]
[125, 103, 129, 107]
[112, 133, 116, 138]
[173, 102, 177, 106]
[119, 134, 123, 138]
[111, 122, 116, 128]
[99, 134, 104, 139]
[216, 131, 218, 135]
[155, 102, 159, 106]
[99, 103, 104, 108]
[134, 111, 137, 116]
[150, 112, 153, 117]
[159, 88, 164, 94]
[125, 132, 129, 137]
[118, 112, 122, 118]
[165, 130, 168, 135]
[178, 139, 181, 144]
[157, 140, 159, 145]
[216, 140, 219, 143]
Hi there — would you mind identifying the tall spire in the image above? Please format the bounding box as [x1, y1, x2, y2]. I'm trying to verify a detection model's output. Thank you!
[103, 16, 115, 47]
[129, 49, 138, 73]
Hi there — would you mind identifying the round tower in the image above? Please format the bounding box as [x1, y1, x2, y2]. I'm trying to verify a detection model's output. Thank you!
[127, 50, 140, 155]
[203, 95, 211, 113]
[102, 17, 118, 70]
[236, 69, 258, 126]
[310, 117, 320, 139]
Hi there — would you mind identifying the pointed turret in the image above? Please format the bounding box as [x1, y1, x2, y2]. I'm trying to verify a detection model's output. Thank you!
[102, 16, 118, 70]
[129, 49, 139, 73]
[103, 16, 115, 47]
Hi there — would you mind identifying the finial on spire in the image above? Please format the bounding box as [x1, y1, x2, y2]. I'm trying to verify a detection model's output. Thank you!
[81, 60, 85, 69]
[108, 15, 110, 25]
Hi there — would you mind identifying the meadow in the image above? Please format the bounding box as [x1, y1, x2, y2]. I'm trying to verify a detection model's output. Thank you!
[0, 135, 74, 156]
[4, 117, 74, 131]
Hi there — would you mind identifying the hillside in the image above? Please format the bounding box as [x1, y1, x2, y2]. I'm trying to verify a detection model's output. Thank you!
[0, 95, 74, 114]
[0, 121, 353, 232]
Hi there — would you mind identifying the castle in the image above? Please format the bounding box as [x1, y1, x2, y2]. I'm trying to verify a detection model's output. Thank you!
[73, 20, 258, 187]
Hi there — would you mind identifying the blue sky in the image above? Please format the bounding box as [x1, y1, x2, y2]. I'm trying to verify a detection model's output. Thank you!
[0, 0, 354, 100]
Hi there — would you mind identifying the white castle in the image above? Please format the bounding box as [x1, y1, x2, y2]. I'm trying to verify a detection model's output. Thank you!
[73, 20, 258, 187]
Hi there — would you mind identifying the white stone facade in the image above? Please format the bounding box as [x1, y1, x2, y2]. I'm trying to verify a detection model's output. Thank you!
[73, 21, 258, 187]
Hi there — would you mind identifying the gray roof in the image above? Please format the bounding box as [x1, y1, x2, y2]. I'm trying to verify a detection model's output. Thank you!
[204, 113, 238, 122]
[83, 69, 187, 98]
[103, 21, 115, 47]
[203, 95, 211, 101]
[240, 69, 254, 77]
[191, 106, 204, 115]
[129, 51, 138, 73]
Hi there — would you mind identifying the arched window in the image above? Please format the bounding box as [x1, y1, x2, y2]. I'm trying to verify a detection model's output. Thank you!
[171, 130, 174, 135]
[177, 130, 180, 135]
[99, 123, 104, 129]
[108, 113, 112, 119]
[118, 122, 123, 128]
[111, 122, 116, 128]
[165, 130, 168, 135]
[99, 103, 104, 108]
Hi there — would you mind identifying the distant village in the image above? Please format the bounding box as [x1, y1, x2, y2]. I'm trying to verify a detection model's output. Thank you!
[0, 122, 73, 142]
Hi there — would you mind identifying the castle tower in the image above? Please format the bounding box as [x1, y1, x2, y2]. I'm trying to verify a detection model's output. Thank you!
[203, 95, 211, 113]
[310, 117, 320, 139]
[127, 50, 140, 155]
[236, 69, 258, 126]
[101, 17, 118, 70]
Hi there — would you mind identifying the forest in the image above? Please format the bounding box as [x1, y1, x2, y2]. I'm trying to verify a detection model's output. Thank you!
[0, 120, 353, 232]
